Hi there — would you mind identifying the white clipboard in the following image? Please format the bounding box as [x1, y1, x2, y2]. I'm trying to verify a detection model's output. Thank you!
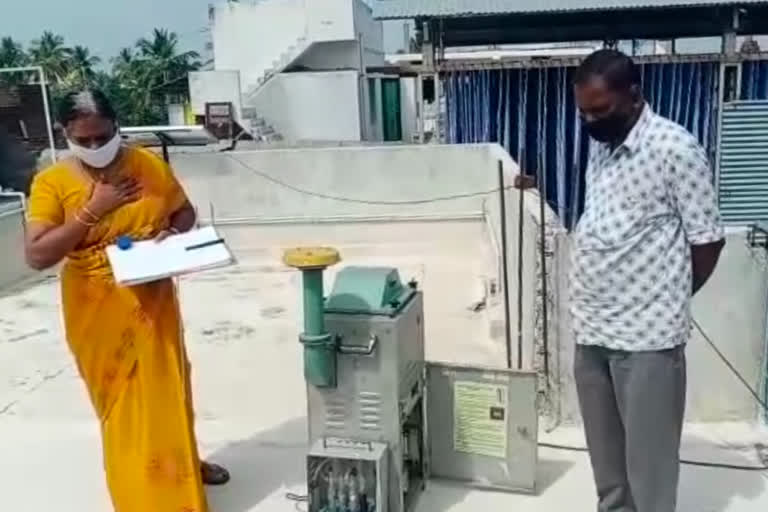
[106, 226, 235, 286]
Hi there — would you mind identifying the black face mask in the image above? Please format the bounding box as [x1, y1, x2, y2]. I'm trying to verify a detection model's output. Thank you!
[583, 112, 628, 143]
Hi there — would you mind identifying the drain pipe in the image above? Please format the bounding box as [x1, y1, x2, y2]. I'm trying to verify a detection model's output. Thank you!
[283, 247, 341, 389]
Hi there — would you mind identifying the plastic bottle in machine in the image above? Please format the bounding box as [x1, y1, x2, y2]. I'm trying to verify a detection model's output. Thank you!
[345, 467, 361, 512]
[357, 462, 369, 512]
[326, 467, 339, 512]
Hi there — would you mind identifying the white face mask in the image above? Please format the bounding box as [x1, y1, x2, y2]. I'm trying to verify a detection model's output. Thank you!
[67, 131, 122, 169]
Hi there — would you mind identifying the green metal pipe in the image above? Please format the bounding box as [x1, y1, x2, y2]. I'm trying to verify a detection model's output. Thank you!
[299, 268, 337, 388]
[301, 269, 325, 336]
[283, 247, 340, 389]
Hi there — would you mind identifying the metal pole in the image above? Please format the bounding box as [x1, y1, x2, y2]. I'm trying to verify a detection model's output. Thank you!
[714, 61, 727, 199]
[38, 67, 56, 163]
[434, 72, 441, 142]
[517, 176, 525, 370]
[498, 161, 513, 370]
[539, 169, 550, 387]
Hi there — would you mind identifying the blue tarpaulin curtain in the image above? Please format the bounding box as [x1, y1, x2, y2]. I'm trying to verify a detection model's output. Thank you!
[441, 60, 754, 229]
[742, 61, 768, 100]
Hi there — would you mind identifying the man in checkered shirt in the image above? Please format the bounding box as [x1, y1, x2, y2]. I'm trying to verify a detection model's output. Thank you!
[571, 50, 725, 511]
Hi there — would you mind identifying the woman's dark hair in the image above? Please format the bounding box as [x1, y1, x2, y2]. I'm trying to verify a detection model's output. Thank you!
[57, 89, 118, 126]
[574, 49, 642, 92]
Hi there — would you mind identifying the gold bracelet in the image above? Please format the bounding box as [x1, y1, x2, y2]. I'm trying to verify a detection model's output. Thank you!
[81, 206, 100, 222]
[74, 211, 97, 227]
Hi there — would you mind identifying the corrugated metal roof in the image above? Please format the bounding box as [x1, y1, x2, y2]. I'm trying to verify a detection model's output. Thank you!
[718, 101, 768, 225]
[374, 0, 768, 19]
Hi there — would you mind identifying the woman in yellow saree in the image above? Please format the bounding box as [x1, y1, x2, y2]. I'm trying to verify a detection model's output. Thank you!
[25, 90, 228, 511]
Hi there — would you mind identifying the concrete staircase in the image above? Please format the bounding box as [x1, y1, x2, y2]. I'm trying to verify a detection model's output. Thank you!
[241, 107, 284, 143]
[253, 36, 308, 90]
[240, 35, 310, 142]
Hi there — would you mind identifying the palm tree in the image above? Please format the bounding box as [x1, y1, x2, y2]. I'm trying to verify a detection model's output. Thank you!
[112, 48, 134, 75]
[136, 29, 200, 96]
[0, 37, 29, 85]
[70, 45, 101, 84]
[29, 31, 72, 84]
[0, 37, 27, 68]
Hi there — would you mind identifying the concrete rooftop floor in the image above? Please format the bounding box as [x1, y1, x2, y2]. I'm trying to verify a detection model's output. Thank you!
[1, 221, 767, 512]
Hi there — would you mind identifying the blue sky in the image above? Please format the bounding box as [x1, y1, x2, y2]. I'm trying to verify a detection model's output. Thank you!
[1, 0, 408, 66]
[1, 0, 220, 63]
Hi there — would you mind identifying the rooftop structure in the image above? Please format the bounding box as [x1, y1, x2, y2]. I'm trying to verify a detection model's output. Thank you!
[1, 144, 767, 510]
[374, 0, 768, 49]
[374, 0, 768, 18]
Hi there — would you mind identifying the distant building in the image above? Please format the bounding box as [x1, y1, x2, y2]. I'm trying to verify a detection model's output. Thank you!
[191, 0, 386, 144]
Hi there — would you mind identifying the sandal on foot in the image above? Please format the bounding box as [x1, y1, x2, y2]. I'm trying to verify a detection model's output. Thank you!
[201, 461, 230, 486]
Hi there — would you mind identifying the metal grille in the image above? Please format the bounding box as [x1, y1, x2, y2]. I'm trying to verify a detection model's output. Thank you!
[359, 392, 383, 432]
[719, 101, 768, 225]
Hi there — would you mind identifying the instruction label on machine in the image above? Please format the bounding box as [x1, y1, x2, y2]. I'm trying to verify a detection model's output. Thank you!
[453, 381, 508, 459]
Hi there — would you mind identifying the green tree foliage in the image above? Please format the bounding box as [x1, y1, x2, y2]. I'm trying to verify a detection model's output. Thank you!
[0, 29, 200, 126]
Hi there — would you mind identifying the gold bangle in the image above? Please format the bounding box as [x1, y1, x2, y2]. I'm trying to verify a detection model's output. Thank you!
[81, 206, 100, 222]
[74, 211, 97, 227]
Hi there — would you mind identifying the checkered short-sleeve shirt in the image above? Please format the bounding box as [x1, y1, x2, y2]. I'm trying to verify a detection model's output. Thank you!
[570, 105, 724, 351]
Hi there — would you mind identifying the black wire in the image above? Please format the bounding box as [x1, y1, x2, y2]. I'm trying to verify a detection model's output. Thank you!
[692, 318, 768, 413]
[541, 319, 768, 472]
[538, 442, 768, 471]
[224, 154, 503, 205]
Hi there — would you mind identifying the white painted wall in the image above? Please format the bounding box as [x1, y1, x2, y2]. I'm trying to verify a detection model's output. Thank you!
[189, 71, 243, 122]
[251, 71, 362, 142]
[293, 41, 360, 70]
[0, 207, 36, 289]
[212, 0, 384, 92]
[353, 0, 386, 67]
[400, 77, 419, 143]
[166, 104, 186, 126]
[212, 1, 307, 92]
[307, 0, 355, 43]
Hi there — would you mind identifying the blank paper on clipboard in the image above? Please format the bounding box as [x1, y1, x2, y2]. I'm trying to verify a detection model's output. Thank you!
[106, 226, 235, 286]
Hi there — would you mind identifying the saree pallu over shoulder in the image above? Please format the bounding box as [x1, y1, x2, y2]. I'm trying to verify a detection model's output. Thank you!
[29, 146, 187, 419]
[28, 147, 208, 511]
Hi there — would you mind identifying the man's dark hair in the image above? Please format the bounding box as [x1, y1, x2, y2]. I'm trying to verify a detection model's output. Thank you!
[574, 49, 642, 92]
[56, 89, 118, 126]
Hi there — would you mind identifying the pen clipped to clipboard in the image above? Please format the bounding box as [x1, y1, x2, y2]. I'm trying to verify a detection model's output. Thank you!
[106, 225, 235, 287]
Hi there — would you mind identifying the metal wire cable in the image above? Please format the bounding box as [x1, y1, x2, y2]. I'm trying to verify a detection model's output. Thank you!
[692, 318, 768, 414]
[223, 153, 505, 205]
[538, 442, 768, 471]
[542, 318, 768, 472]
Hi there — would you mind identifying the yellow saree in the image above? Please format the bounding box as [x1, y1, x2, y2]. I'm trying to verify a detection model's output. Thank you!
[27, 147, 208, 512]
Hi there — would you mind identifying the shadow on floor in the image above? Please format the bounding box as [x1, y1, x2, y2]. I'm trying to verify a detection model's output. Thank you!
[206, 418, 307, 512]
[677, 436, 768, 511]
[398, 454, 573, 512]
[536, 457, 575, 495]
